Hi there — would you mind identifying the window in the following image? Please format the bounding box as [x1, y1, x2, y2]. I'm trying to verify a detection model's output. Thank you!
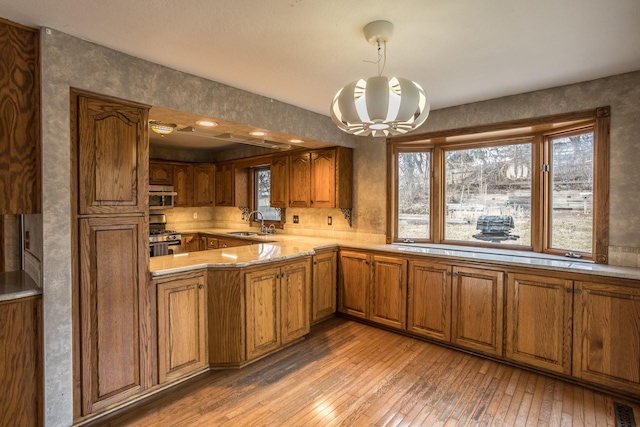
[254, 166, 282, 223]
[444, 141, 532, 246]
[387, 107, 610, 262]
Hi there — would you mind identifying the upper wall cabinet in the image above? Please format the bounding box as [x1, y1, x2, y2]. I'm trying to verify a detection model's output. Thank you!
[270, 155, 289, 209]
[215, 163, 249, 207]
[288, 147, 352, 209]
[76, 95, 149, 215]
[0, 19, 40, 214]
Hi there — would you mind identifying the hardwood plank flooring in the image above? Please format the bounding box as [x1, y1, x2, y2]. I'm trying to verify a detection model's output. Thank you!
[88, 317, 639, 426]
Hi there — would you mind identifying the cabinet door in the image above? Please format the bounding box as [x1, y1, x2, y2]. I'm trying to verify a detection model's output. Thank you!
[451, 266, 504, 356]
[149, 161, 173, 185]
[289, 152, 311, 207]
[215, 163, 233, 206]
[506, 273, 572, 374]
[270, 155, 289, 208]
[338, 251, 369, 319]
[246, 267, 281, 360]
[310, 149, 336, 208]
[217, 237, 249, 248]
[0, 296, 42, 426]
[573, 281, 640, 396]
[370, 255, 407, 329]
[173, 164, 193, 207]
[157, 273, 207, 383]
[0, 21, 39, 215]
[182, 234, 200, 252]
[312, 250, 337, 323]
[407, 260, 452, 342]
[77, 95, 148, 215]
[281, 260, 311, 344]
[193, 164, 214, 206]
[78, 216, 149, 415]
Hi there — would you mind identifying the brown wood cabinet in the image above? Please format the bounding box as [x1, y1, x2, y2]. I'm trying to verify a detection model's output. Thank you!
[173, 164, 193, 207]
[193, 164, 215, 207]
[156, 270, 208, 384]
[72, 91, 150, 420]
[573, 279, 640, 396]
[0, 19, 40, 215]
[149, 161, 173, 185]
[215, 163, 250, 207]
[246, 259, 310, 360]
[181, 233, 201, 252]
[407, 259, 452, 342]
[78, 216, 150, 415]
[76, 95, 148, 215]
[505, 273, 572, 374]
[451, 266, 504, 357]
[311, 249, 337, 324]
[208, 257, 311, 366]
[338, 250, 407, 330]
[289, 152, 311, 207]
[288, 148, 353, 209]
[0, 295, 41, 426]
[270, 155, 289, 208]
[202, 236, 219, 250]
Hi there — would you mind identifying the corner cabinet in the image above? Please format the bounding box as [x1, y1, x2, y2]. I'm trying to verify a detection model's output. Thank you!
[208, 257, 311, 367]
[155, 270, 208, 384]
[288, 147, 353, 208]
[338, 250, 407, 330]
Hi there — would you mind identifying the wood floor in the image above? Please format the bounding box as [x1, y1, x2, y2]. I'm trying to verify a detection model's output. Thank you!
[91, 317, 639, 426]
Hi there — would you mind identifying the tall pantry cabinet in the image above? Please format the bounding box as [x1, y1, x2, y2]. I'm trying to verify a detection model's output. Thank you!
[71, 91, 151, 419]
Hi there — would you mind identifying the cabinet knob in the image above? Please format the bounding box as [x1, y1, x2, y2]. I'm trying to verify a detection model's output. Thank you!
[199, 284, 204, 290]
[313, 261, 318, 265]
[565, 288, 572, 293]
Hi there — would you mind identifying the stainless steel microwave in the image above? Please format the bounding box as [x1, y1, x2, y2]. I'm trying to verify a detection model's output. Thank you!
[149, 185, 177, 210]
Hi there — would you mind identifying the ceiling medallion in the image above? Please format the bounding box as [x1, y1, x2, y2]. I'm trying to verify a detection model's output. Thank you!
[330, 20, 430, 137]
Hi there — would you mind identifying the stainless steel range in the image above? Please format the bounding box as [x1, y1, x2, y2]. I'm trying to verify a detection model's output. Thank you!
[149, 214, 182, 257]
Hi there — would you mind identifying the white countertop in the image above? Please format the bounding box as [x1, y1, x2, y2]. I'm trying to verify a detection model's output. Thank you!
[150, 228, 640, 282]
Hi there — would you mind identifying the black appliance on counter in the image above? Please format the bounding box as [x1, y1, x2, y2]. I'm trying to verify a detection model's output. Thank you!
[149, 214, 182, 257]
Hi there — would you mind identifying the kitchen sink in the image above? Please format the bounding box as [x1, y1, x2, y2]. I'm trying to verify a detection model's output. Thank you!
[227, 231, 259, 236]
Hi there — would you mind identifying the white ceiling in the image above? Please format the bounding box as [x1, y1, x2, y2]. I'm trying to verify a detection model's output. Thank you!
[1, 0, 639, 118]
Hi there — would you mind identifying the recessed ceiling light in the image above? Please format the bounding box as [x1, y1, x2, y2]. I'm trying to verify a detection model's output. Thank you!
[196, 120, 218, 127]
[250, 131, 266, 137]
[289, 138, 304, 143]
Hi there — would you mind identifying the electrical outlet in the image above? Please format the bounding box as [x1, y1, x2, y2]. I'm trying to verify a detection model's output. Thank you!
[193, 212, 198, 219]
[293, 215, 299, 224]
[328, 216, 332, 225]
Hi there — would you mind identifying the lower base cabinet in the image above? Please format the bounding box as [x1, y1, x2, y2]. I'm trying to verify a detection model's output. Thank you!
[338, 250, 407, 330]
[451, 266, 504, 357]
[573, 280, 640, 396]
[0, 295, 41, 426]
[506, 273, 572, 374]
[155, 270, 208, 384]
[209, 257, 311, 366]
[407, 259, 452, 342]
[312, 249, 337, 324]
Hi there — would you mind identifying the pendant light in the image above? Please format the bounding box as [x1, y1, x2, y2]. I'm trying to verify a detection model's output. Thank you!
[330, 20, 430, 137]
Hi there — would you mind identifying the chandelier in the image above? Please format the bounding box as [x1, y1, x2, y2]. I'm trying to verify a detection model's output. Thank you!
[149, 121, 177, 137]
[330, 20, 430, 137]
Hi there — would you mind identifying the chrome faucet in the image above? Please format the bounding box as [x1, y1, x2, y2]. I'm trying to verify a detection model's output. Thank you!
[245, 210, 267, 234]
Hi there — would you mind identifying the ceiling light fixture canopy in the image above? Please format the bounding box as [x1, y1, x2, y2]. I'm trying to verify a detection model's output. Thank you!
[330, 20, 430, 137]
[149, 121, 177, 137]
